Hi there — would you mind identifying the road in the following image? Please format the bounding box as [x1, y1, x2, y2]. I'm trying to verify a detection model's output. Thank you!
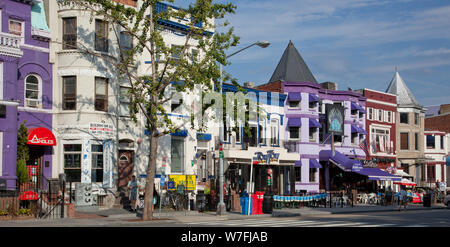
[0, 209, 448, 227]
[180, 210, 450, 227]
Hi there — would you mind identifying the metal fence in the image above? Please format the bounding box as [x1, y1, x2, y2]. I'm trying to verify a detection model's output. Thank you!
[0, 181, 66, 220]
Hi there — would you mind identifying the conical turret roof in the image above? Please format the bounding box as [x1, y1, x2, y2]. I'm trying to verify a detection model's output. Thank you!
[386, 68, 421, 108]
[269, 41, 317, 84]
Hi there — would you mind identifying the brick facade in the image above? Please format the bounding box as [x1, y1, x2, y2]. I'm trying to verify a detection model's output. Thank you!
[425, 114, 450, 133]
[112, 0, 137, 7]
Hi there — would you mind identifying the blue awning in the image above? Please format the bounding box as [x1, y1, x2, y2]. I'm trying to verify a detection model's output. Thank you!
[354, 168, 401, 181]
[288, 92, 302, 101]
[446, 156, 450, 166]
[295, 160, 302, 167]
[351, 102, 359, 111]
[287, 118, 302, 127]
[319, 150, 363, 172]
[170, 129, 188, 137]
[309, 118, 322, 128]
[309, 159, 322, 169]
[351, 125, 367, 135]
[196, 133, 212, 141]
[309, 94, 321, 102]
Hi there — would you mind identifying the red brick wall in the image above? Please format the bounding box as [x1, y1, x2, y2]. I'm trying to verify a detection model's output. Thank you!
[112, 0, 137, 7]
[255, 81, 283, 93]
[425, 114, 450, 133]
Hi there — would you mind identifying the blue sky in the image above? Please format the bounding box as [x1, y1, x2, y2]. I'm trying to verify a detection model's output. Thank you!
[173, 0, 450, 107]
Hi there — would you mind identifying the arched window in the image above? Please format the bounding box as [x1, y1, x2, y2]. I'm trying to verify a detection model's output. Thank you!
[25, 74, 41, 108]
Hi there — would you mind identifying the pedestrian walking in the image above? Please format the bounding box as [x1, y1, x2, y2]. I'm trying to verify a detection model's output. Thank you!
[398, 187, 408, 211]
[128, 175, 139, 212]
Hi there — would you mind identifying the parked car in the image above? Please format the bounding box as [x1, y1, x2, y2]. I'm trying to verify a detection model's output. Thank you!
[444, 194, 450, 208]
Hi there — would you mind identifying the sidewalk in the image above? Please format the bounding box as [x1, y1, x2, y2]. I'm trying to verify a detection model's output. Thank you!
[73, 203, 447, 222]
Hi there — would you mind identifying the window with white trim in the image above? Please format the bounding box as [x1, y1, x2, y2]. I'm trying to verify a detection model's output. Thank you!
[377, 109, 383, 122]
[91, 144, 104, 183]
[367, 107, 373, 120]
[119, 86, 132, 116]
[25, 74, 42, 108]
[289, 127, 300, 140]
[371, 128, 391, 154]
[270, 119, 279, 146]
[63, 144, 82, 182]
[9, 19, 23, 36]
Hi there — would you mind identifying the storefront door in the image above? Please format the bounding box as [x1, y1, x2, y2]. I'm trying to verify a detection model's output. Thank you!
[23, 146, 45, 191]
[118, 150, 134, 191]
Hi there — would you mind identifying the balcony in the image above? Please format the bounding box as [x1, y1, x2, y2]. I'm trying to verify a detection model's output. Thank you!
[0, 32, 23, 58]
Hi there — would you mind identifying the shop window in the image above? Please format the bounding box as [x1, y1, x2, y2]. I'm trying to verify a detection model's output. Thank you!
[289, 127, 300, 140]
[426, 135, 435, 149]
[95, 77, 108, 111]
[95, 19, 108, 52]
[309, 127, 316, 142]
[63, 144, 82, 182]
[295, 167, 301, 182]
[400, 132, 409, 150]
[25, 74, 41, 108]
[171, 137, 184, 174]
[62, 17, 77, 49]
[309, 168, 316, 182]
[62, 76, 76, 110]
[400, 112, 409, 124]
[91, 144, 103, 183]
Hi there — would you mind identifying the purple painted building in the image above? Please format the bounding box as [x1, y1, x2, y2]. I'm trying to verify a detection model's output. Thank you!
[257, 41, 399, 194]
[0, 0, 53, 191]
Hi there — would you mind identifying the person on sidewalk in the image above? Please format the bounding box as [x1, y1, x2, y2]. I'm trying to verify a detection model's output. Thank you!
[398, 188, 408, 211]
[128, 175, 139, 212]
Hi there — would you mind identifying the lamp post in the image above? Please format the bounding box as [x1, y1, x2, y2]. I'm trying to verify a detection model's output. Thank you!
[216, 41, 270, 215]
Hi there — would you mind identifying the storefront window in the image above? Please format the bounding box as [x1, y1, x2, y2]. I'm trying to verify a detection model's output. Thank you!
[64, 144, 82, 182]
[91, 144, 103, 183]
[171, 137, 184, 174]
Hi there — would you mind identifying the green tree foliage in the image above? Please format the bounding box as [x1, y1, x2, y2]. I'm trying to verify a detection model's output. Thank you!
[16, 122, 30, 185]
[60, 0, 239, 220]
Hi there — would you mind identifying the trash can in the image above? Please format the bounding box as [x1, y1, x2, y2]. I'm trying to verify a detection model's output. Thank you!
[240, 194, 252, 215]
[423, 194, 431, 207]
[262, 192, 274, 214]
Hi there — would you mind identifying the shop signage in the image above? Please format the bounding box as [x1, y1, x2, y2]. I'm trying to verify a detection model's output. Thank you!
[27, 127, 56, 146]
[254, 151, 280, 165]
[89, 123, 114, 138]
[325, 104, 344, 135]
[168, 175, 196, 191]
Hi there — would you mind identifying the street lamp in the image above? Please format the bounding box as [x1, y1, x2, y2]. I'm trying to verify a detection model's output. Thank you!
[217, 41, 270, 216]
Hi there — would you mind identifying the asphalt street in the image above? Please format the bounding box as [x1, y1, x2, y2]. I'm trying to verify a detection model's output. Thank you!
[0, 208, 448, 227]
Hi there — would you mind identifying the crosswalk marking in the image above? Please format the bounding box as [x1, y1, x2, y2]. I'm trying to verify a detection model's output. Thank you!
[184, 218, 401, 227]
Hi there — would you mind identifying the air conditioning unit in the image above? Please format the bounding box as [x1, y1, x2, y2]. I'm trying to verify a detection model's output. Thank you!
[26, 99, 39, 108]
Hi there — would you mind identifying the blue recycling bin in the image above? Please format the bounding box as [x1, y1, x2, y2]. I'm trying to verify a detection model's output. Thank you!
[240, 195, 253, 215]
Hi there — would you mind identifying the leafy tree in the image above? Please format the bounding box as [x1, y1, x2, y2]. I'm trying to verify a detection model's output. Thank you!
[17, 122, 30, 185]
[60, 0, 239, 220]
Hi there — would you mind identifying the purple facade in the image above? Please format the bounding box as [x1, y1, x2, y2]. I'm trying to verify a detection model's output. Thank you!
[282, 81, 367, 193]
[0, 0, 52, 190]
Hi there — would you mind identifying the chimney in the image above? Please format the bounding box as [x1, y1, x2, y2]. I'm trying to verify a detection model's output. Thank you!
[244, 81, 255, 88]
[320, 82, 338, 90]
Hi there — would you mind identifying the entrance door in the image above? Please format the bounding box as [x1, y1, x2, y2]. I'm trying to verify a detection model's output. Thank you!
[118, 150, 134, 191]
[23, 146, 45, 191]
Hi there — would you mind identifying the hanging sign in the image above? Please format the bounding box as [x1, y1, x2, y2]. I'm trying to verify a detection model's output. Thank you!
[326, 104, 344, 135]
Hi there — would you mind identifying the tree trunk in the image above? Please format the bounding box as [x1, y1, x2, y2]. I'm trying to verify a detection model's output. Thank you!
[142, 133, 158, 220]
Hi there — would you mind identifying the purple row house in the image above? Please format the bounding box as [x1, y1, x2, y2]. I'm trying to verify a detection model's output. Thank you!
[257, 41, 396, 194]
[0, 0, 53, 191]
